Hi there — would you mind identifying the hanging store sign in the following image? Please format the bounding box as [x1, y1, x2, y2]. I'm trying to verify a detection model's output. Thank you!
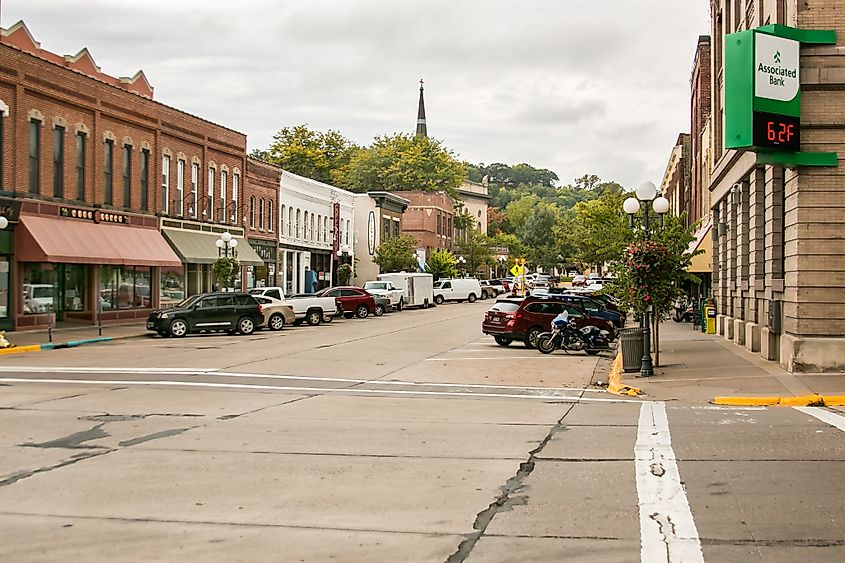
[332, 202, 341, 255]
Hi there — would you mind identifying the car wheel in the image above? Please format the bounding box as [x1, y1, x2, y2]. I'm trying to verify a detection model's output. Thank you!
[494, 336, 512, 347]
[467, 293, 477, 303]
[306, 310, 323, 326]
[238, 317, 256, 335]
[374, 304, 385, 317]
[523, 326, 543, 349]
[397, 299, 404, 312]
[168, 319, 188, 338]
[355, 305, 369, 319]
[434, 295, 444, 305]
[268, 313, 285, 331]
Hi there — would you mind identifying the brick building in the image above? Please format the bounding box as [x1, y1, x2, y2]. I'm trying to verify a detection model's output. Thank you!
[245, 158, 282, 288]
[706, 1, 845, 371]
[690, 35, 713, 228]
[391, 191, 454, 263]
[0, 21, 265, 331]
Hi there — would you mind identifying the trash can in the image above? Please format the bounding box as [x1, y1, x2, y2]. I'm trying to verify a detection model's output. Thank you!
[620, 327, 644, 372]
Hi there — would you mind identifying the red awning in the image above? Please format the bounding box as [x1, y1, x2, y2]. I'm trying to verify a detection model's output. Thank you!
[16, 214, 182, 267]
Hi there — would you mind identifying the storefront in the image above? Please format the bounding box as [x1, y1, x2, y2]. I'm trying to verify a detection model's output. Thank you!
[247, 239, 278, 289]
[13, 205, 183, 330]
[161, 222, 264, 301]
[0, 198, 22, 332]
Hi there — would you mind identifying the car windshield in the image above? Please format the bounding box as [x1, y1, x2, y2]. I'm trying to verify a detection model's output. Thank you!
[248, 289, 263, 295]
[363, 282, 386, 290]
[177, 294, 202, 308]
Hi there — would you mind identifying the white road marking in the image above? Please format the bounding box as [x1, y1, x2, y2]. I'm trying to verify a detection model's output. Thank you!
[424, 356, 563, 361]
[635, 401, 704, 563]
[0, 366, 606, 394]
[0, 377, 637, 402]
[794, 407, 845, 432]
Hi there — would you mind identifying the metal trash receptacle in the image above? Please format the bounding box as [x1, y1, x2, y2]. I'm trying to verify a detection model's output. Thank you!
[620, 328, 644, 372]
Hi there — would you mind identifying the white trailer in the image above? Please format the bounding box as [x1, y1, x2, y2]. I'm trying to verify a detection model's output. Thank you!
[377, 272, 434, 309]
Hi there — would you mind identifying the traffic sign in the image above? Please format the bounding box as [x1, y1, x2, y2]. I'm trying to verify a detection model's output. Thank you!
[510, 264, 523, 277]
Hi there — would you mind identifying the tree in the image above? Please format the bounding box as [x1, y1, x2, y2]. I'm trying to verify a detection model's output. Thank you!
[425, 248, 458, 280]
[454, 227, 493, 276]
[260, 125, 359, 186]
[372, 234, 419, 273]
[557, 191, 631, 271]
[518, 201, 563, 270]
[212, 257, 239, 289]
[345, 134, 465, 196]
[336, 263, 353, 285]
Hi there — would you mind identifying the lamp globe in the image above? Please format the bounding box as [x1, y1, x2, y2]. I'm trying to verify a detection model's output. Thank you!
[635, 181, 658, 202]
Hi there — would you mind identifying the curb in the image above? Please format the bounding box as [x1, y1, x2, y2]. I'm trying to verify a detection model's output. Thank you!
[0, 344, 42, 355]
[713, 394, 845, 407]
[0, 332, 147, 356]
[607, 353, 642, 397]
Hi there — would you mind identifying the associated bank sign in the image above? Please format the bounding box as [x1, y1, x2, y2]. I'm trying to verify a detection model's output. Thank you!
[755, 33, 799, 101]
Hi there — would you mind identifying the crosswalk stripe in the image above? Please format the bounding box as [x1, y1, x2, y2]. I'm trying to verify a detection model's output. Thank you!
[794, 406, 845, 431]
[636, 401, 704, 563]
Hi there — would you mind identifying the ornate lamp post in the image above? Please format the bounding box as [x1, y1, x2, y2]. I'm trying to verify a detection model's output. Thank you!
[457, 255, 466, 277]
[216, 231, 238, 259]
[623, 181, 670, 376]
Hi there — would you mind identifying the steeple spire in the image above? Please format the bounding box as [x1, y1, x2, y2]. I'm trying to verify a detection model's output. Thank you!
[415, 79, 428, 137]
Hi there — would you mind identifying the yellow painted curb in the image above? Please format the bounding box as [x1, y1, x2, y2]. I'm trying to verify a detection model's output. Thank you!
[713, 394, 845, 407]
[0, 345, 42, 355]
[607, 352, 642, 397]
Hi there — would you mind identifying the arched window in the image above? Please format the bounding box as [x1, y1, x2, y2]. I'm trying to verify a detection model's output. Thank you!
[310, 215, 315, 241]
[324, 217, 328, 242]
[280, 205, 286, 234]
[303, 211, 309, 239]
[345, 220, 350, 245]
[288, 207, 293, 237]
[259, 199, 265, 230]
[316, 215, 321, 242]
[296, 209, 301, 239]
[249, 196, 256, 228]
[268, 201, 274, 232]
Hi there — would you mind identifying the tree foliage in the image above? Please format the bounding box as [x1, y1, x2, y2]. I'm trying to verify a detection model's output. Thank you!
[454, 227, 493, 276]
[372, 233, 419, 273]
[345, 134, 465, 196]
[260, 125, 359, 186]
[425, 248, 458, 281]
[212, 257, 239, 289]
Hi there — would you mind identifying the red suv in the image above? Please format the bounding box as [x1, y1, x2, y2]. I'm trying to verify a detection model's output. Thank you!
[482, 296, 616, 348]
[317, 286, 377, 319]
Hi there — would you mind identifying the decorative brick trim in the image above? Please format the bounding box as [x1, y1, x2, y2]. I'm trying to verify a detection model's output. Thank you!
[27, 108, 44, 122]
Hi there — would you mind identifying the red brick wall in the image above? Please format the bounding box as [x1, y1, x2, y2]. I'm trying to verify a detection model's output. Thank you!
[392, 190, 454, 250]
[245, 158, 281, 243]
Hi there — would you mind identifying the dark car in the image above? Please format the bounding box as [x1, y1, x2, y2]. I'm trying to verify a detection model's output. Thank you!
[147, 292, 263, 337]
[482, 295, 615, 348]
[534, 288, 625, 328]
[317, 286, 378, 319]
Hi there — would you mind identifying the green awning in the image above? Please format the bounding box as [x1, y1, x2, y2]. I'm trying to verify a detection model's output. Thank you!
[162, 229, 265, 267]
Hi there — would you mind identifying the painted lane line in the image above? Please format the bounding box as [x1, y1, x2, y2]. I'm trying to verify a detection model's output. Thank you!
[635, 401, 704, 563]
[424, 356, 562, 361]
[0, 366, 220, 374]
[0, 367, 607, 394]
[0, 377, 638, 403]
[794, 406, 845, 431]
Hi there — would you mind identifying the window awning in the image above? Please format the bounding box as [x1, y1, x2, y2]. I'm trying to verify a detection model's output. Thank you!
[685, 219, 712, 273]
[161, 228, 264, 266]
[16, 214, 183, 267]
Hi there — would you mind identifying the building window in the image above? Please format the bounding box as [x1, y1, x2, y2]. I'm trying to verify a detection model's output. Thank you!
[29, 120, 41, 193]
[310, 215, 315, 241]
[140, 149, 149, 211]
[260, 199, 266, 230]
[53, 126, 65, 198]
[249, 196, 256, 229]
[316, 214, 321, 242]
[207, 167, 215, 221]
[281, 205, 286, 234]
[383, 217, 391, 239]
[176, 160, 185, 216]
[100, 265, 153, 310]
[393, 219, 400, 238]
[232, 174, 239, 224]
[190, 163, 198, 219]
[296, 209, 301, 238]
[268, 201, 274, 232]
[122, 145, 132, 208]
[303, 211, 308, 238]
[323, 217, 328, 242]
[289, 207, 293, 237]
[220, 169, 228, 223]
[161, 155, 170, 214]
[104, 139, 114, 205]
[345, 220, 350, 245]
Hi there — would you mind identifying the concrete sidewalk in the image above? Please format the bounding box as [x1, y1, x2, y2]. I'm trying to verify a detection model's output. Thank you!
[0, 322, 149, 354]
[618, 320, 845, 404]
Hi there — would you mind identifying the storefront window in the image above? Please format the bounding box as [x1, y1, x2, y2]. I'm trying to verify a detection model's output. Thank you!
[160, 266, 185, 309]
[0, 258, 10, 319]
[100, 265, 153, 310]
[63, 264, 87, 312]
[22, 263, 57, 314]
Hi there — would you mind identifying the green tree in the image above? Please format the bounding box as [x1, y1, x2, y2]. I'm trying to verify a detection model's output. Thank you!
[345, 134, 465, 196]
[558, 191, 631, 271]
[212, 257, 239, 289]
[454, 227, 493, 276]
[425, 248, 458, 280]
[518, 201, 563, 270]
[372, 234, 419, 273]
[260, 125, 359, 186]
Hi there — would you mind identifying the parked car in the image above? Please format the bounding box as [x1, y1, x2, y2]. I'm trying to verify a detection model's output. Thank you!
[482, 295, 615, 348]
[363, 280, 405, 310]
[571, 275, 588, 287]
[317, 286, 377, 318]
[147, 292, 263, 337]
[249, 286, 338, 326]
[479, 280, 502, 299]
[531, 274, 553, 289]
[433, 278, 483, 304]
[251, 295, 295, 331]
[488, 279, 510, 293]
[532, 288, 625, 328]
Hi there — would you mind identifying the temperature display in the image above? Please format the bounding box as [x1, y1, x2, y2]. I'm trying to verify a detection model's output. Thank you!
[752, 111, 800, 151]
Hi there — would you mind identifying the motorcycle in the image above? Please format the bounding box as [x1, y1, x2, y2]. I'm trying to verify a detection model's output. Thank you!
[672, 299, 695, 323]
[536, 312, 611, 356]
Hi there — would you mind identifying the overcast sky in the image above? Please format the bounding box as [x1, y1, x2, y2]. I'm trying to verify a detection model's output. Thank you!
[4, 1, 711, 189]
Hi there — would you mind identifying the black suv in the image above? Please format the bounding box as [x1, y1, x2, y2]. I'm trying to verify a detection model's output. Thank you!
[147, 292, 263, 337]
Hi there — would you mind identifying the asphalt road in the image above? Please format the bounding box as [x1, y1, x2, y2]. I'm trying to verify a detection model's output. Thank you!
[0, 301, 843, 562]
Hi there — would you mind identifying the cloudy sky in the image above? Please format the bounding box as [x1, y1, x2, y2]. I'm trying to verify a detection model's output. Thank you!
[4, 1, 711, 188]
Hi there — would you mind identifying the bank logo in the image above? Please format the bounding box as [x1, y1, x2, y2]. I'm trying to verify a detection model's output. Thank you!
[774, 50, 781, 64]
[755, 33, 799, 102]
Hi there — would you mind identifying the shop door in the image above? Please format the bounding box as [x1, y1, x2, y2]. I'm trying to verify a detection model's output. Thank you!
[58, 264, 88, 321]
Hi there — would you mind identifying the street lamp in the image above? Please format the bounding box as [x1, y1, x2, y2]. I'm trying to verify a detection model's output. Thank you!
[457, 255, 466, 277]
[216, 231, 238, 259]
[623, 181, 670, 377]
[498, 255, 506, 278]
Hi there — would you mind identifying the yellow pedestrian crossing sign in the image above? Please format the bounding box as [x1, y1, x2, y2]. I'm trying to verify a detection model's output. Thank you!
[510, 264, 524, 277]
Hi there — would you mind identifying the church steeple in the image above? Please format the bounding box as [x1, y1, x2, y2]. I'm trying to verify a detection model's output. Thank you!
[415, 79, 428, 137]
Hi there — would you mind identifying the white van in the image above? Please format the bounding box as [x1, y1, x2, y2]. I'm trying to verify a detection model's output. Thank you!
[432, 278, 483, 304]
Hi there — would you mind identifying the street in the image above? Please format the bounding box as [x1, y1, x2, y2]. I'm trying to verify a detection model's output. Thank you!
[0, 302, 843, 562]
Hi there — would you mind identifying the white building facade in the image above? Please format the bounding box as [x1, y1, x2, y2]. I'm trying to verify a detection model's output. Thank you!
[278, 171, 355, 294]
